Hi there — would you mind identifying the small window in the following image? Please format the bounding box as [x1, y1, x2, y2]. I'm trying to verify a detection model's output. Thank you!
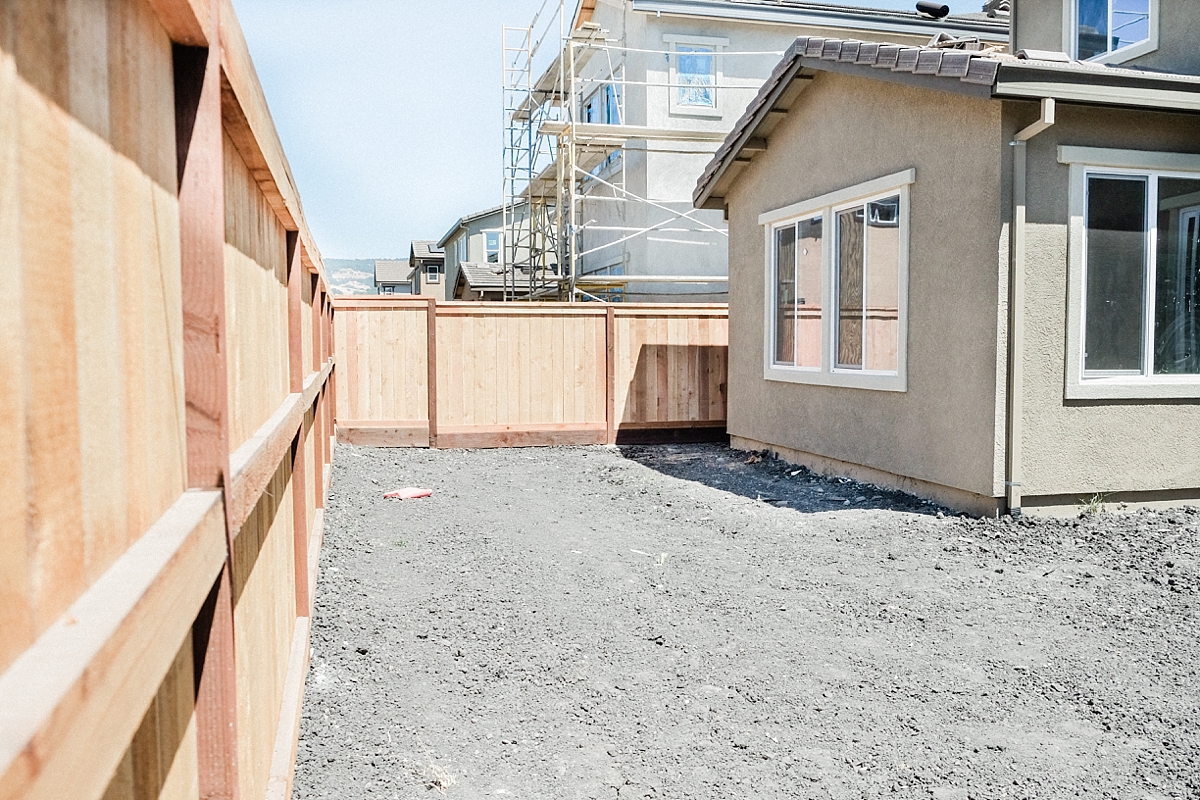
[1074, 0, 1153, 61]
[1081, 171, 1200, 378]
[485, 231, 501, 263]
[677, 46, 715, 108]
[380, 285, 394, 295]
[665, 35, 726, 117]
[426, 262, 441, 284]
[456, 236, 467, 265]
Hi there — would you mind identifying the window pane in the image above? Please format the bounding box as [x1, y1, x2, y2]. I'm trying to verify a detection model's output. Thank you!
[796, 217, 823, 368]
[837, 207, 865, 369]
[1085, 175, 1146, 372]
[677, 46, 714, 108]
[865, 196, 901, 372]
[604, 84, 620, 124]
[1154, 178, 1200, 374]
[1112, 0, 1150, 51]
[1077, 0, 1109, 59]
[774, 225, 796, 365]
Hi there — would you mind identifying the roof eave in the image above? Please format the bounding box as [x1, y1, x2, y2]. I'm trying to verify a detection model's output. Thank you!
[993, 63, 1200, 113]
[632, 0, 1009, 41]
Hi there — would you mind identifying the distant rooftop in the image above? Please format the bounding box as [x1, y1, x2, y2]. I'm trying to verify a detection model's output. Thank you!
[374, 259, 410, 284]
[410, 240, 444, 262]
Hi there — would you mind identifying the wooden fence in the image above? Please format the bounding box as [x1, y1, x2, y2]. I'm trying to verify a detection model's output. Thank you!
[0, 3, 335, 800]
[332, 298, 729, 448]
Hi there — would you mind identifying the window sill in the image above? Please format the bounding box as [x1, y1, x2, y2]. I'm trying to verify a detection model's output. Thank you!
[1091, 37, 1158, 66]
[765, 364, 906, 393]
[669, 106, 722, 119]
[1066, 377, 1200, 400]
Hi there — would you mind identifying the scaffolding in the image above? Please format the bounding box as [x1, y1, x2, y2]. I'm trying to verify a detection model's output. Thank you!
[501, 1, 772, 301]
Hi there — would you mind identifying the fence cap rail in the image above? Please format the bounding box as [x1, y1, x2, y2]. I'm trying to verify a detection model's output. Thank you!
[331, 297, 729, 315]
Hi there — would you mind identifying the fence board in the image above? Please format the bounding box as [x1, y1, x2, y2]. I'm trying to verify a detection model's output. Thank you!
[332, 301, 728, 448]
[0, 4, 336, 800]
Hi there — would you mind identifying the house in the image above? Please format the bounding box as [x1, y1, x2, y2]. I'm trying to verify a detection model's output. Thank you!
[374, 259, 413, 295]
[408, 241, 446, 298]
[439, 204, 539, 300]
[505, 0, 1008, 301]
[693, 1, 1200, 516]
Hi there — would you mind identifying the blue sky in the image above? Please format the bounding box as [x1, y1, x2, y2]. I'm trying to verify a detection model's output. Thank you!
[232, 0, 986, 260]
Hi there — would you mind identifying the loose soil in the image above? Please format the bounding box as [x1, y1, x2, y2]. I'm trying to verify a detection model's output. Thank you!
[295, 443, 1200, 800]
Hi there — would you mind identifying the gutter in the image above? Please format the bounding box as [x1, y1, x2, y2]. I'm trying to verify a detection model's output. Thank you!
[1005, 97, 1055, 517]
[631, 0, 1010, 41]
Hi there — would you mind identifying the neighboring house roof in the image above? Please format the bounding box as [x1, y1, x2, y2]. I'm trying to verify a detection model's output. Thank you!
[374, 259, 410, 284]
[629, 0, 1009, 41]
[695, 35, 1200, 209]
[456, 262, 511, 292]
[437, 202, 526, 249]
[410, 240, 444, 263]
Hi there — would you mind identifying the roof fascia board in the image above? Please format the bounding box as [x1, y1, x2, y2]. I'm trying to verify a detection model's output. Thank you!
[631, 0, 1009, 41]
[995, 79, 1200, 113]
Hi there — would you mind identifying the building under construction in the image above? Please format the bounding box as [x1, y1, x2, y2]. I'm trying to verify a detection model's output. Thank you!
[499, 0, 1008, 302]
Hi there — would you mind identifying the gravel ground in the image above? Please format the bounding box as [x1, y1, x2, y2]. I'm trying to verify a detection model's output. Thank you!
[295, 443, 1200, 800]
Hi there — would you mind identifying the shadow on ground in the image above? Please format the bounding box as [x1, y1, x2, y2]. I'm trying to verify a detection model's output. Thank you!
[618, 442, 939, 515]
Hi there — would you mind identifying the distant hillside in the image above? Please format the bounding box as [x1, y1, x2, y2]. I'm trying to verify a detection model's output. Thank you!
[326, 258, 378, 296]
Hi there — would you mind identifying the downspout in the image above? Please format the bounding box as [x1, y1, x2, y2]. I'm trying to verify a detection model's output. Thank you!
[1006, 97, 1055, 517]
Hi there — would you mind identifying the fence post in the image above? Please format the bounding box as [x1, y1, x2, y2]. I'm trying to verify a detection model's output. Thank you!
[175, 0, 240, 795]
[287, 235, 310, 616]
[606, 306, 616, 446]
[427, 298, 439, 449]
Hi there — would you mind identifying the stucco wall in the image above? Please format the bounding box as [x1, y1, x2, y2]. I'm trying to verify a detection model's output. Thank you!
[1011, 0, 1066, 54]
[725, 71, 1006, 498]
[1014, 102, 1200, 498]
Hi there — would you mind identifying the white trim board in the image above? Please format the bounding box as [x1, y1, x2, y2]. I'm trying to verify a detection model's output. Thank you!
[759, 169, 916, 227]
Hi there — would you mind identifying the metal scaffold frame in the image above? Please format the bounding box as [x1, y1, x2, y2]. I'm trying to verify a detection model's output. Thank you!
[502, 0, 777, 301]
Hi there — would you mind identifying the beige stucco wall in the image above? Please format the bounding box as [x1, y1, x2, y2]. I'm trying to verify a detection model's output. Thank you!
[1012, 101, 1200, 500]
[1013, 0, 1200, 76]
[725, 71, 1007, 500]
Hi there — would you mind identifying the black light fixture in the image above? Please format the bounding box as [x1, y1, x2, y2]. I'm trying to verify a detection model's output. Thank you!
[916, 1, 951, 18]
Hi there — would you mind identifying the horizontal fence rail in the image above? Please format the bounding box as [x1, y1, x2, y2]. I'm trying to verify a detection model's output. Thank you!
[332, 298, 729, 449]
[0, 3, 335, 800]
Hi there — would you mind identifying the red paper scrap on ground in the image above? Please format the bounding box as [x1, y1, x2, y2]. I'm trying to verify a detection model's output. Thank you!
[384, 487, 433, 500]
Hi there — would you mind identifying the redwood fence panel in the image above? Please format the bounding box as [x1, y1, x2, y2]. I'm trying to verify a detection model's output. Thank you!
[0, 4, 335, 800]
[332, 298, 729, 448]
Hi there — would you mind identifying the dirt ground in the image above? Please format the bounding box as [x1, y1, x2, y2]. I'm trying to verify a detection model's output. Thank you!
[294, 443, 1200, 800]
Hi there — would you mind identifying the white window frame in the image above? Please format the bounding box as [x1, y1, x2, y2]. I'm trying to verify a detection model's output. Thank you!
[663, 34, 727, 119]
[759, 169, 914, 393]
[455, 235, 467, 265]
[425, 261, 441, 284]
[1060, 145, 1200, 399]
[483, 229, 502, 263]
[1064, 0, 1158, 65]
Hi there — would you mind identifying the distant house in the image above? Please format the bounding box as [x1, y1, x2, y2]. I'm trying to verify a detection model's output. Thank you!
[694, 1, 1200, 516]
[374, 259, 412, 295]
[407, 241, 445, 298]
